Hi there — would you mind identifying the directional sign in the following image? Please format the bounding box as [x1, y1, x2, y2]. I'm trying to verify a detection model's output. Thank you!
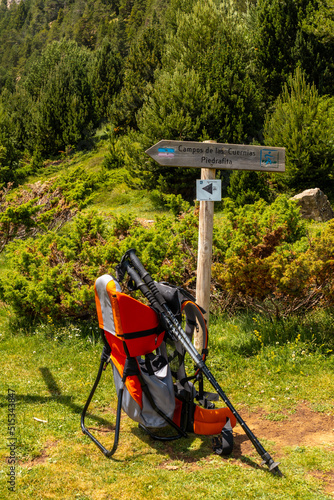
[203, 184, 213, 194]
[146, 140, 285, 172]
[196, 180, 221, 201]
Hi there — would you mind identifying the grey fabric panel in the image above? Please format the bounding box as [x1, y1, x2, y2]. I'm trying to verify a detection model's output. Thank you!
[111, 355, 175, 428]
[95, 274, 121, 335]
[139, 357, 175, 428]
[111, 362, 144, 424]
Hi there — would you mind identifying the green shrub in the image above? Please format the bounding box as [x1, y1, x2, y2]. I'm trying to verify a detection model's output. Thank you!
[56, 166, 103, 209]
[0, 170, 103, 253]
[0, 213, 116, 321]
[227, 170, 272, 206]
[1, 197, 333, 324]
[102, 133, 125, 171]
[212, 197, 334, 318]
[0, 208, 199, 322]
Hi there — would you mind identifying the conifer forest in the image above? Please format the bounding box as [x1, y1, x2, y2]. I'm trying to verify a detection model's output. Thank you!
[1, 0, 334, 198]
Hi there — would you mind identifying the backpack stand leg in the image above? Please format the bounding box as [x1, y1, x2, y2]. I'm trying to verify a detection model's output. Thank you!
[81, 352, 187, 456]
[81, 353, 123, 457]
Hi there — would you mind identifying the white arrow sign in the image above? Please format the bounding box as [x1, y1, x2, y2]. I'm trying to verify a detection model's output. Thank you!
[196, 179, 222, 201]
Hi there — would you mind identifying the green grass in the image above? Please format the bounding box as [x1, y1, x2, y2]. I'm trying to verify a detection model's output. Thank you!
[1, 312, 333, 500]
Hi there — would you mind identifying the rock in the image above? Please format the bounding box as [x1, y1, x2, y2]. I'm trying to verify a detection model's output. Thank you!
[5, 0, 22, 8]
[291, 188, 334, 222]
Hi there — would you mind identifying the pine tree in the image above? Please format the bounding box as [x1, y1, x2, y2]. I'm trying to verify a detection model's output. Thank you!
[89, 39, 123, 122]
[138, 0, 261, 144]
[112, 11, 165, 130]
[254, 0, 334, 100]
[263, 68, 334, 195]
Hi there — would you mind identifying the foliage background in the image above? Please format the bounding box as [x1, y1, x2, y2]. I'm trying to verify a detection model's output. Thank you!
[0, 0, 333, 325]
[0, 0, 333, 197]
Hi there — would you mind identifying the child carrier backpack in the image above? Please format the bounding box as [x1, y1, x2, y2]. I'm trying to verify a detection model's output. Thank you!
[81, 249, 281, 474]
[81, 274, 235, 457]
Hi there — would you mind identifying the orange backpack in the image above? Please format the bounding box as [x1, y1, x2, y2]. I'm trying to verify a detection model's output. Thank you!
[81, 274, 235, 457]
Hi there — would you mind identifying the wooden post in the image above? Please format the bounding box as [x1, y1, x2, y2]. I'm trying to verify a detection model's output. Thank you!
[145, 138, 285, 350]
[195, 141, 217, 350]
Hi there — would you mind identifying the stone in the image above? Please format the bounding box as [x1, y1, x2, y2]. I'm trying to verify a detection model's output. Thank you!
[291, 188, 334, 222]
[5, 0, 22, 8]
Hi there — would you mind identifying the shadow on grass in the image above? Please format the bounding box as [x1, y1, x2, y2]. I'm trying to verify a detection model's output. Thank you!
[0, 366, 116, 429]
[131, 424, 213, 462]
[1, 366, 267, 471]
[131, 414, 261, 471]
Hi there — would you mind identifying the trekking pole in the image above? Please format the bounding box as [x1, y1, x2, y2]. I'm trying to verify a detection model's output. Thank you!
[116, 249, 282, 476]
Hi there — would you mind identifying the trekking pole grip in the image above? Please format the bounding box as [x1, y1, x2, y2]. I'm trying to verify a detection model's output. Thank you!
[121, 259, 165, 314]
[126, 249, 148, 279]
[125, 249, 166, 307]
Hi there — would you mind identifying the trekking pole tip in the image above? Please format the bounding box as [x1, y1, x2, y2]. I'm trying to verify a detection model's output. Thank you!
[270, 464, 283, 477]
[260, 458, 282, 476]
[260, 453, 282, 476]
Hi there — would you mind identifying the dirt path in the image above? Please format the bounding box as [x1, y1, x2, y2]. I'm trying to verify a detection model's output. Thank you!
[233, 403, 334, 495]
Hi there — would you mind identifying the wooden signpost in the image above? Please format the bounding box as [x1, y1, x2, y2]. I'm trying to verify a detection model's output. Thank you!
[146, 140, 286, 172]
[146, 139, 285, 349]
